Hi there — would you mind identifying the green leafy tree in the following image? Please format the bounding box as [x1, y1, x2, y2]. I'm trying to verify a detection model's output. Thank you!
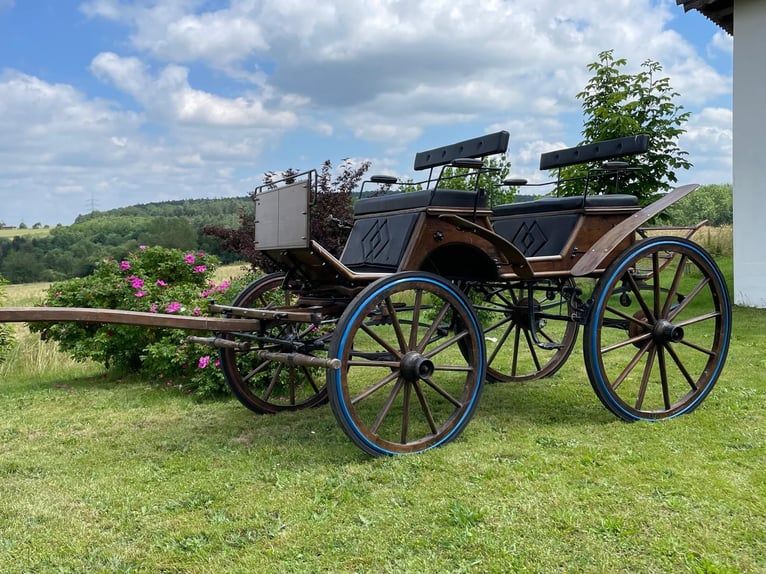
[559, 50, 692, 205]
[436, 154, 516, 206]
[664, 184, 732, 227]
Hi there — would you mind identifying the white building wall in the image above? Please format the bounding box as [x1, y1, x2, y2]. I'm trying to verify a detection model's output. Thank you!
[733, 0, 766, 307]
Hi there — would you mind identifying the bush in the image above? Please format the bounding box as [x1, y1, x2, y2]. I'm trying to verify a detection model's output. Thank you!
[30, 246, 255, 397]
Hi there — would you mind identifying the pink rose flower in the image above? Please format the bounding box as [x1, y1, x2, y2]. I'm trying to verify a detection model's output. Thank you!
[198, 355, 211, 369]
[120, 260, 131, 271]
[166, 301, 182, 313]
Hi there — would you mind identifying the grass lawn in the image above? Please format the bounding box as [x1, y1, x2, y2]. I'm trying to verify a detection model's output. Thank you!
[0, 257, 764, 573]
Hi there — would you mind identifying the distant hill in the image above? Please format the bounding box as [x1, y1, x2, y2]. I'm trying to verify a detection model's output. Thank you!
[75, 196, 253, 229]
[0, 196, 254, 284]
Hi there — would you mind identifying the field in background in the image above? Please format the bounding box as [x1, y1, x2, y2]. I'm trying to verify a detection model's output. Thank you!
[0, 227, 51, 240]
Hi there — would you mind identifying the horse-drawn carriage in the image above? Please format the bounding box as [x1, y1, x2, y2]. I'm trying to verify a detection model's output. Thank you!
[0, 131, 731, 456]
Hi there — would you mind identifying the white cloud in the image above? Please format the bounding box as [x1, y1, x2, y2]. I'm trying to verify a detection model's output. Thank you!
[0, 1, 732, 224]
[708, 30, 733, 57]
[90, 52, 297, 128]
[679, 107, 732, 183]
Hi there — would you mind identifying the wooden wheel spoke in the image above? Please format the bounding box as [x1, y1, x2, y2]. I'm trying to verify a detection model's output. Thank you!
[413, 381, 438, 434]
[625, 272, 655, 323]
[300, 365, 321, 394]
[677, 338, 716, 357]
[400, 382, 412, 444]
[361, 323, 403, 360]
[483, 314, 513, 336]
[664, 343, 698, 391]
[661, 254, 689, 317]
[486, 318, 515, 366]
[242, 358, 274, 383]
[652, 251, 662, 318]
[668, 277, 711, 321]
[635, 346, 657, 409]
[605, 305, 652, 330]
[612, 339, 653, 391]
[658, 346, 671, 410]
[422, 376, 462, 408]
[408, 289, 423, 349]
[371, 377, 404, 435]
[674, 311, 721, 329]
[288, 366, 296, 405]
[262, 363, 283, 401]
[384, 297, 409, 351]
[522, 326, 542, 371]
[417, 301, 451, 352]
[601, 332, 653, 354]
[424, 329, 468, 360]
[511, 324, 522, 377]
[494, 291, 516, 308]
[351, 369, 400, 405]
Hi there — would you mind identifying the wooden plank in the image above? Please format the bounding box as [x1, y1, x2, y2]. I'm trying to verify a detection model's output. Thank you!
[0, 307, 264, 332]
[570, 184, 700, 277]
[438, 214, 535, 278]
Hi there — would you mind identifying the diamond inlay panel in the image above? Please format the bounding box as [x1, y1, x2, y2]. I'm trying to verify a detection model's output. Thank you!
[511, 220, 549, 257]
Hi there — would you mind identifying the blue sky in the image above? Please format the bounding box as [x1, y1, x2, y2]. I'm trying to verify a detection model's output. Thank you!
[0, 0, 732, 226]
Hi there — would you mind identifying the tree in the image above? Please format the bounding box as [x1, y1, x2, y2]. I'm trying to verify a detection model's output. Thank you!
[664, 184, 732, 227]
[559, 50, 692, 206]
[203, 159, 370, 272]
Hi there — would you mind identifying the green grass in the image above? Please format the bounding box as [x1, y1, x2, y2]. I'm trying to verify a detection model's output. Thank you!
[1, 257, 765, 573]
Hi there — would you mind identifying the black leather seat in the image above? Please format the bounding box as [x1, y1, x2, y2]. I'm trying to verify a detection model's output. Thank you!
[492, 194, 638, 217]
[354, 189, 486, 216]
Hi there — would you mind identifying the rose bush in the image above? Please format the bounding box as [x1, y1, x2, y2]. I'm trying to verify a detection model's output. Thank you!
[31, 245, 255, 397]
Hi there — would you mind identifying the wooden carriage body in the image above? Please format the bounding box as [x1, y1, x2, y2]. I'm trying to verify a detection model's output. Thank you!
[0, 130, 731, 457]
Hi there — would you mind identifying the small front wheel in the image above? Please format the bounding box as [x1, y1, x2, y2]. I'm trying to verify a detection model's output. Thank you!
[584, 237, 731, 421]
[219, 273, 331, 414]
[328, 272, 486, 456]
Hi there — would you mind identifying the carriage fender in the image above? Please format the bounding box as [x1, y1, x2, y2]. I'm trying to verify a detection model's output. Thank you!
[570, 183, 700, 277]
[438, 213, 535, 279]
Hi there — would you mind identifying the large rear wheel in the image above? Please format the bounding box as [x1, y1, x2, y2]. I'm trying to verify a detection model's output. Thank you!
[584, 237, 731, 421]
[466, 279, 579, 382]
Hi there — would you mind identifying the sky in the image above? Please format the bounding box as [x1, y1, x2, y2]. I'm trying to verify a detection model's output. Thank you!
[0, 0, 732, 227]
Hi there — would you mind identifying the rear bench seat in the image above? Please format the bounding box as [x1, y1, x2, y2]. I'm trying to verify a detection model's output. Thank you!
[492, 194, 638, 217]
[354, 189, 487, 216]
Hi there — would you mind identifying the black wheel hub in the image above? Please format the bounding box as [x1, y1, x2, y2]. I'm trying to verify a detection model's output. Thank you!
[653, 319, 684, 344]
[399, 351, 435, 382]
